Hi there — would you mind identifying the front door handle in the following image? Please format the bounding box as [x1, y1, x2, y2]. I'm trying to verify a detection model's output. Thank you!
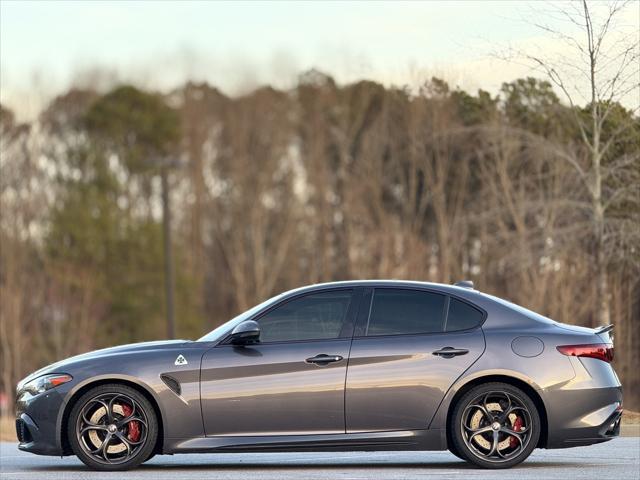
[432, 347, 469, 358]
[305, 354, 344, 365]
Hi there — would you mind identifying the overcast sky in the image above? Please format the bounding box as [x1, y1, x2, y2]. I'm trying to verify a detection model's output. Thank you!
[1, 1, 638, 120]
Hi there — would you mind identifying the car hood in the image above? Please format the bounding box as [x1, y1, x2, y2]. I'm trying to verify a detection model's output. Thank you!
[19, 340, 190, 387]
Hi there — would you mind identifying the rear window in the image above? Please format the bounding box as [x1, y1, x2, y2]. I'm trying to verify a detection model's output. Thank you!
[484, 293, 556, 325]
[446, 298, 483, 331]
[366, 289, 446, 336]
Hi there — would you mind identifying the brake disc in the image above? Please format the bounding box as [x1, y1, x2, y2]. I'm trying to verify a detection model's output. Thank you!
[469, 402, 517, 451]
[88, 404, 127, 454]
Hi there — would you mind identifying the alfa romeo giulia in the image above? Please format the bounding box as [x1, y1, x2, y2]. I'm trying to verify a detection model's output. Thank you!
[16, 280, 622, 470]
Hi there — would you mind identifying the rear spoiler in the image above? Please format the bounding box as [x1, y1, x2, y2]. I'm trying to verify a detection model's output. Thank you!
[595, 324, 614, 335]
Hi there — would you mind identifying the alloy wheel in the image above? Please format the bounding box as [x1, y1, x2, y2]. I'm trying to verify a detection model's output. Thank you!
[75, 392, 149, 465]
[460, 390, 533, 463]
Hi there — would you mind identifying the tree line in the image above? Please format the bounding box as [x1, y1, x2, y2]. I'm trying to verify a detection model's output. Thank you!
[1, 71, 638, 411]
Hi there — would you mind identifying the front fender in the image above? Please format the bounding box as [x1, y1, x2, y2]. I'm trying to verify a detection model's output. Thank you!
[55, 373, 168, 453]
[52, 343, 209, 453]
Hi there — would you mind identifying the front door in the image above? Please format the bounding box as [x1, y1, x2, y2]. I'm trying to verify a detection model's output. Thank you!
[201, 289, 358, 436]
[345, 287, 486, 432]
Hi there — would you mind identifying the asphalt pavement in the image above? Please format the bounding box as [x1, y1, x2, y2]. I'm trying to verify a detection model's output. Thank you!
[1, 438, 639, 480]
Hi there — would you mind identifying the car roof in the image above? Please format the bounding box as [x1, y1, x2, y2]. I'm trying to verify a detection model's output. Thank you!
[279, 279, 482, 298]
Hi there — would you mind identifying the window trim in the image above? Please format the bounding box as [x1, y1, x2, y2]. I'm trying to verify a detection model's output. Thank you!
[442, 295, 451, 331]
[353, 286, 487, 339]
[218, 287, 359, 346]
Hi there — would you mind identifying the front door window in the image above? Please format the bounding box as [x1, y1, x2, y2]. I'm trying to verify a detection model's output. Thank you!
[257, 290, 352, 342]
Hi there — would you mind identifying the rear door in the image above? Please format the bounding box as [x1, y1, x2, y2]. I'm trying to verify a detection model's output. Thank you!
[200, 288, 360, 436]
[345, 287, 485, 432]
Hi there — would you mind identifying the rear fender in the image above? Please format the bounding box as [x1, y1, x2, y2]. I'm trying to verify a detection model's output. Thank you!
[428, 368, 548, 430]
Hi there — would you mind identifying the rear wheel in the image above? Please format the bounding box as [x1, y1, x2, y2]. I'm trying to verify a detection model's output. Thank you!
[450, 382, 540, 469]
[144, 452, 156, 463]
[68, 384, 158, 471]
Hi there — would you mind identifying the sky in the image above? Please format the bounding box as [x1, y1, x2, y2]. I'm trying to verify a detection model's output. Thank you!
[1, 1, 638, 120]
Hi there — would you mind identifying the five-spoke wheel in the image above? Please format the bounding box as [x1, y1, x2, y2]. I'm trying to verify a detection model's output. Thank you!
[450, 382, 540, 468]
[68, 384, 157, 471]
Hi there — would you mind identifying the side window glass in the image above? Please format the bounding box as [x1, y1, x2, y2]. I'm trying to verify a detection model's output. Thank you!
[257, 290, 352, 342]
[446, 298, 483, 331]
[366, 289, 445, 336]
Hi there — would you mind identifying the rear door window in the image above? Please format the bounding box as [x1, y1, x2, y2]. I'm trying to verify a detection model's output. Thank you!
[366, 289, 446, 336]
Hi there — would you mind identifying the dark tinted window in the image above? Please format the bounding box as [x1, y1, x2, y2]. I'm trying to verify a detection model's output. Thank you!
[257, 290, 352, 342]
[446, 298, 483, 331]
[366, 289, 445, 336]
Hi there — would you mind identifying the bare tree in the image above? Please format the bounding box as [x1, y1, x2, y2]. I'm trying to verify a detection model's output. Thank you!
[208, 87, 299, 313]
[0, 107, 52, 413]
[515, 0, 640, 325]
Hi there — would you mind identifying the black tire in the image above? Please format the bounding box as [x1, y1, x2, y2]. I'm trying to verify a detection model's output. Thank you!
[144, 452, 156, 463]
[448, 441, 465, 461]
[68, 384, 158, 471]
[450, 382, 540, 469]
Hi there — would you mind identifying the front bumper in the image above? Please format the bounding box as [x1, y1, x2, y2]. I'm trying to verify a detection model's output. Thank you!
[15, 387, 67, 456]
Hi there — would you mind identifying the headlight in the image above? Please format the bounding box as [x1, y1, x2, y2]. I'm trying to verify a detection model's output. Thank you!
[20, 374, 73, 396]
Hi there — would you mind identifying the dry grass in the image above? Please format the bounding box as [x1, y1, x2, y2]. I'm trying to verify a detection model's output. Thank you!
[1, 411, 638, 443]
[1, 416, 15, 442]
[623, 409, 640, 425]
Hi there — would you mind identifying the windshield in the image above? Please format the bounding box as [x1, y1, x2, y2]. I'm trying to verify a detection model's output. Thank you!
[197, 292, 286, 342]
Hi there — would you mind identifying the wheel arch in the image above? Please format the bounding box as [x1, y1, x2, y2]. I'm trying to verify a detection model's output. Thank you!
[59, 377, 165, 456]
[444, 374, 549, 449]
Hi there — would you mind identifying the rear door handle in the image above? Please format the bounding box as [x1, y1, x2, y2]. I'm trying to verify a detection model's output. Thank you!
[432, 347, 469, 358]
[305, 354, 344, 365]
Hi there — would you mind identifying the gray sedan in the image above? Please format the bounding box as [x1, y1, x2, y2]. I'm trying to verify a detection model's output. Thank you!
[15, 280, 622, 471]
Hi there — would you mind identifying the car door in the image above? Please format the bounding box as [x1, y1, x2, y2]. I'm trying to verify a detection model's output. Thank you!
[200, 288, 360, 436]
[345, 287, 485, 433]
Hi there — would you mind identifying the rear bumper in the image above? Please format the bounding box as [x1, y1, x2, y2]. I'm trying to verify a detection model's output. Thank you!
[544, 385, 623, 448]
[542, 351, 623, 449]
[551, 407, 622, 448]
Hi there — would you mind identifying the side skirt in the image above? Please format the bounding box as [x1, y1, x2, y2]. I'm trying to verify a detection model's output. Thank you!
[165, 429, 446, 454]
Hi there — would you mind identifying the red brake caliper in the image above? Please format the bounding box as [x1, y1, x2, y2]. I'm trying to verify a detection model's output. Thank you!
[121, 404, 141, 442]
[510, 416, 523, 448]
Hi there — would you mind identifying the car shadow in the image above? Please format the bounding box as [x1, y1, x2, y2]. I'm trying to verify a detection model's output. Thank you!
[23, 460, 585, 472]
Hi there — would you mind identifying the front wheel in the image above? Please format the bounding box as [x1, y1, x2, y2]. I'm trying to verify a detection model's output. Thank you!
[68, 384, 158, 471]
[448, 442, 465, 461]
[450, 382, 540, 469]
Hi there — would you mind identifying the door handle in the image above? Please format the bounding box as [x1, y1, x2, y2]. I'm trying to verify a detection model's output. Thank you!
[432, 347, 469, 358]
[305, 354, 344, 365]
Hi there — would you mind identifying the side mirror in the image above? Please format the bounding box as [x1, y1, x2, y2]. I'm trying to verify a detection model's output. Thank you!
[229, 320, 261, 345]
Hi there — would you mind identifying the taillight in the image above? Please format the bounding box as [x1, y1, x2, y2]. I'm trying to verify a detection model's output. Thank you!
[557, 344, 614, 363]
